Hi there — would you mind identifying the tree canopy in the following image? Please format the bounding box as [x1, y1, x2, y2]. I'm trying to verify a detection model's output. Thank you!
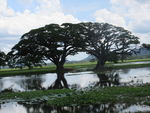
[8, 22, 140, 88]
[142, 43, 150, 50]
[79, 22, 139, 70]
[7, 38, 45, 69]
[8, 23, 84, 88]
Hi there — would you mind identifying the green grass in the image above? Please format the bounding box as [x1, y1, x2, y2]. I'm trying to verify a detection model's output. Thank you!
[0, 66, 56, 76]
[47, 85, 150, 106]
[0, 85, 150, 106]
[0, 58, 150, 76]
[0, 62, 96, 77]
[0, 89, 72, 100]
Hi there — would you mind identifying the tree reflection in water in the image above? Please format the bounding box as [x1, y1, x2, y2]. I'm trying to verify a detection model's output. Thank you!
[95, 71, 120, 87]
[48, 72, 69, 89]
[21, 75, 44, 90]
[49, 70, 120, 89]
[21, 103, 130, 113]
[0, 75, 44, 92]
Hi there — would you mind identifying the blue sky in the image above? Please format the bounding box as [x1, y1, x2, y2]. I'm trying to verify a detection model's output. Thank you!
[0, 0, 150, 61]
[7, 0, 111, 21]
[61, 0, 111, 21]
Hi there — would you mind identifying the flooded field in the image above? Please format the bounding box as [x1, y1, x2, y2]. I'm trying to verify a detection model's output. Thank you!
[0, 67, 150, 92]
[0, 66, 150, 113]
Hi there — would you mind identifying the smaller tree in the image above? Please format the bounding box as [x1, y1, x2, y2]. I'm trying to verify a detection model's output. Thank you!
[142, 43, 150, 50]
[0, 50, 6, 69]
[79, 22, 139, 70]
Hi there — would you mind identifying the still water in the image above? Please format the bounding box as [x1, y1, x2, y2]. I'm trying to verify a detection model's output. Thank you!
[0, 67, 150, 92]
[0, 102, 150, 113]
[0, 67, 150, 113]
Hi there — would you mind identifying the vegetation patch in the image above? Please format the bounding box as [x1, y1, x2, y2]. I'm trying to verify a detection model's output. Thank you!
[0, 85, 150, 106]
[47, 85, 150, 106]
[0, 89, 72, 100]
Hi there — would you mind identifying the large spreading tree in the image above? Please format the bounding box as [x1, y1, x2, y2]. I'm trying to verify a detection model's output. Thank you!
[79, 22, 140, 70]
[9, 23, 84, 88]
[8, 22, 140, 88]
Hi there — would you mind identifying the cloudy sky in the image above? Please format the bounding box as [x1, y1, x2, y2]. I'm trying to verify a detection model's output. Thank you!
[0, 0, 150, 60]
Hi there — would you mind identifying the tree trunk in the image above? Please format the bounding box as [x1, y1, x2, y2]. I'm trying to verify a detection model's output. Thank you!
[49, 64, 68, 89]
[94, 59, 106, 70]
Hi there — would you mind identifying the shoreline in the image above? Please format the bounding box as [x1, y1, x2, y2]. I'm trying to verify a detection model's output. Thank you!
[0, 59, 150, 76]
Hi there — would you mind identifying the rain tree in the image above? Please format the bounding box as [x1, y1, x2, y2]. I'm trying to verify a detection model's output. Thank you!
[0, 50, 6, 68]
[79, 22, 139, 70]
[142, 43, 150, 50]
[9, 23, 83, 88]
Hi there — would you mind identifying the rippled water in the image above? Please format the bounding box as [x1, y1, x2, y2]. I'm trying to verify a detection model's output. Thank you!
[0, 67, 150, 92]
[0, 102, 150, 113]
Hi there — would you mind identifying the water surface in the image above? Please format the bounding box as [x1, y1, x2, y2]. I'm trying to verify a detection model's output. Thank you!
[0, 102, 150, 113]
[0, 67, 150, 92]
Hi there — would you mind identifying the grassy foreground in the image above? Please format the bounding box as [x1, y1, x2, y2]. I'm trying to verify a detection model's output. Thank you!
[0, 85, 150, 106]
[0, 58, 150, 76]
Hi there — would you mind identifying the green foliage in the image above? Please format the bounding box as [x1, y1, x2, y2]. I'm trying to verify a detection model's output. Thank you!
[142, 43, 150, 50]
[7, 39, 46, 69]
[79, 22, 140, 69]
[8, 23, 85, 70]
[7, 22, 139, 71]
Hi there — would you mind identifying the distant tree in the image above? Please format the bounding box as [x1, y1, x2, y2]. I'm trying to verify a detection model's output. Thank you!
[9, 23, 84, 88]
[142, 43, 150, 50]
[79, 22, 139, 70]
[0, 50, 6, 69]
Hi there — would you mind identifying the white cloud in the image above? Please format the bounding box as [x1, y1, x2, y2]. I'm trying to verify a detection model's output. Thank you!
[0, 0, 79, 37]
[0, 0, 14, 17]
[136, 33, 150, 44]
[35, 0, 62, 15]
[0, 0, 79, 52]
[19, 0, 34, 5]
[128, 20, 150, 34]
[94, 9, 126, 27]
[94, 0, 150, 43]
[110, 0, 150, 33]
